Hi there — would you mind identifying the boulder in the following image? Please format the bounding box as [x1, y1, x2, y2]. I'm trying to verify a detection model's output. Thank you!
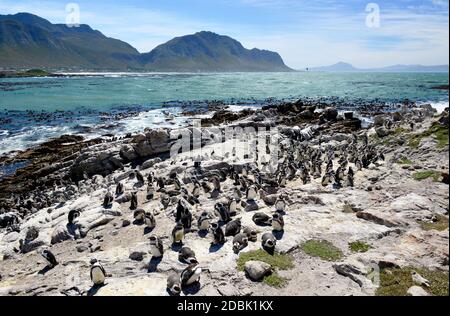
[392, 112, 403, 122]
[375, 127, 390, 138]
[407, 286, 430, 296]
[244, 261, 272, 281]
[323, 107, 338, 121]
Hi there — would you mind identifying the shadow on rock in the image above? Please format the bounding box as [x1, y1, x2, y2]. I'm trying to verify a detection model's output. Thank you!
[87, 283, 106, 296]
[182, 282, 201, 295]
[147, 257, 163, 273]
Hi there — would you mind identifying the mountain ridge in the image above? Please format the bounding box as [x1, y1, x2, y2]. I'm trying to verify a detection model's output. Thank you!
[0, 13, 291, 72]
[310, 62, 449, 73]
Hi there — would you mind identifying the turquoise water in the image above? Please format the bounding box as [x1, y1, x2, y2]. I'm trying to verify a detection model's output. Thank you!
[0, 72, 448, 154]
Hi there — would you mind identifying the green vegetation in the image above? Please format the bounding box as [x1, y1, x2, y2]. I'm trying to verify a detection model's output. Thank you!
[237, 250, 294, 288]
[412, 170, 442, 182]
[418, 214, 449, 231]
[408, 124, 449, 149]
[376, 267, 449, 296]
[396, 158, 413, 165]
[300, 240, 343, 261]
[349, 241, 372, 253]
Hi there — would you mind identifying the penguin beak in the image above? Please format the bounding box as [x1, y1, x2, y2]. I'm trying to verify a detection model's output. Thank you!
[173, 285, 181, 294]
[189, 258, 198, 265]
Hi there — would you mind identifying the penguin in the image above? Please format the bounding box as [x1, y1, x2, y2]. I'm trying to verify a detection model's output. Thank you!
[68, 210, 80, 225]
[201, 181, 212, 194]
[149, 235, 164, 258]
[147, 172, 155, 185]
[167, 273, 182, 296]
[252, 212, 272, 226]
[135, 170, 145, 184]
[272, 213, 285, 231]
[210, 222, 225, 245]
[133, 209, 146, 223]
[197, 212, 211, 231]
[41, 249, 58, 268]
[211, 177, 221, 192]
[115, 182, 124, 196]
[347, 167, 355, 187]
[246, 186, 258, 201]
[90, 259, 106, 286]
[261, 232, 277, 252]
[180, 208, 193, 229]
[243, 227, 258, 242]
[172, 222, 185, 244]
[157, 178, 165, 191]
[146, 184, 155, 201]
[175, 199, 187, 222]
[192, 184, 201, 198]
[275, 197, 286, 213]
[214, 203, 231, 223]
[232, 233, 249, 253]
[225, 218, 242, 237]
[181, 263, 202, 287]
[227, 199, 238, 215]
[178, 247, 198, 264]
[144, 211, 156, 229]
[103, 191, 113, 208]
[322, 172, 333, 187]
[130, 192, 138, 210]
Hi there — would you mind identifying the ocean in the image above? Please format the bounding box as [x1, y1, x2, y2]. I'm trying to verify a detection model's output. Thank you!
[0, 72, 448, 155]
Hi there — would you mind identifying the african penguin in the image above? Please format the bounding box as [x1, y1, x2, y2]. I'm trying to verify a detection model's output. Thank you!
[181, 263, 202, 286]
[246, 186, 258, 201]
[133, 209, 145, 223]
[144, 211, 156, 229]
[210, 222, 225, 245]
[115, 182, 124, 196]
[252, 212, 272, 226]
[261, 232, 277, 252]
[90, 259, 106, 286]
[41, 249, 58, 268]
[167, 273, 182, 296]
[103, 191, 113, 208]
[225, 218, 242, 237]
[272, 213, 285, 231]
[135, 170, 145, 183]
[197, 212, 211, 231]
[232, 233, 249, 253]
[130, 192, 138, 210]
[178, 247, 198, 264]
[172, 222, 185, 244]
[68, 210, 80, 225]
[243, 227, 258, 242]
[214, 203, 231, 223]
[149, 235, 164, 258]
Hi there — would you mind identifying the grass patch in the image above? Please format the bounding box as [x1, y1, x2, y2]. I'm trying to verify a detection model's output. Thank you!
[396, 158, 413, 165]
[408, 124, 449, 149]
[237, 250, 294, 288]
[263, 273, 289, 288]
[300, 240, 343, 261]
[376, 267, 449, 296]
[418, 214, 449, 231]
[16, 69, 52, 77]
[349, 241, 372, 253]
[412, 170, 442, 182]
[237, 250, 294, 271]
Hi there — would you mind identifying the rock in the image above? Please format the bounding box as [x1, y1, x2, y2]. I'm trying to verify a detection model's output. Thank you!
[141, 158, 162, 170]
[129, 251, 145, 261]
[20, 238, 45, 254]
[244, 261, 272, 281]
[122, 220, 131, 227]
[392, 112, 403, 122]
[133, 129, 171, 158]
[89, 240, 102, 253]
[217, 284, 241, 296]
[299, 110, 313, 119]
[24, 226, 39, 241]
[76, 245, 89, 253]
[407, 286, 430, 296]
[2, 232, 20, 243]
[323, 107, 338, 121]
[344, 112, 354, 120]
[51, 225, 76, 245]
[374, 115, 386, 127]
[375, 127, 390, 138]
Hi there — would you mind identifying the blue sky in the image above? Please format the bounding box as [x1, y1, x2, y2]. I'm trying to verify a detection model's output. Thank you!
[1, 0, 448, 68]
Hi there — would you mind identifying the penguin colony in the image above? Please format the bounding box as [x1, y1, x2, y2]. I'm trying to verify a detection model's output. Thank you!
[30, 130, 384, 295]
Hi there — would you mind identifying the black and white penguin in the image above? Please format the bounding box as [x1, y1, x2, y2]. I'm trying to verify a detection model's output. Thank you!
[252, 212, 272, 226]
[197, 212, 211, 231]
[261, 232, 276, 252]
[147, 172, 155, 185]
[232, 233, 249, 253]
[275, 197, 286, 213]
[272, 213, 285, 231]
[115, 182, 124, 196]
[225, 218, 242, 237]
[144, 211, 156, 229]
[211, 177, 221, 192]
[246, 186, 258, 201]
[130, 192, 138, 210]
[68, 210, 80, 225]
[157, 178, 165, 191]
[172, 222, 185, 244]
[167, 273, 182, 296]
[178, 247, 198, 264]
[133, 209, 146, 223]
[181, 263, 202, 287]
[214, 203, 231, 223]
[201, 181, 212, 193]
[149, 235, 164, 258]
[192, 184, 201, 198]
[135, 170, 145, 184]
[243, 227, 258, 242]
[347, 167, 355, 187]
[227, 198, 238, 215]
[90, 259, 106, 286]
[103, 191, 113, 208]
[210, 222, 225, 245]
[146, 184, 155, 201]
[322, 172, 333, 187]
[41, 249, 58, 268]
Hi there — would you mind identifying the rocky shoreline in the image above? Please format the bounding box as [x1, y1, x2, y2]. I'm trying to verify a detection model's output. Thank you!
[0, 99, 448, 296]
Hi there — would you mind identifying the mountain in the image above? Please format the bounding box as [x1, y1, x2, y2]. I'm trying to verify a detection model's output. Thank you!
[0, 13, 141, 70]
[141, 31, 291, 72]
[310, 62, 449, 73]
[0, 13, 291, 72]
